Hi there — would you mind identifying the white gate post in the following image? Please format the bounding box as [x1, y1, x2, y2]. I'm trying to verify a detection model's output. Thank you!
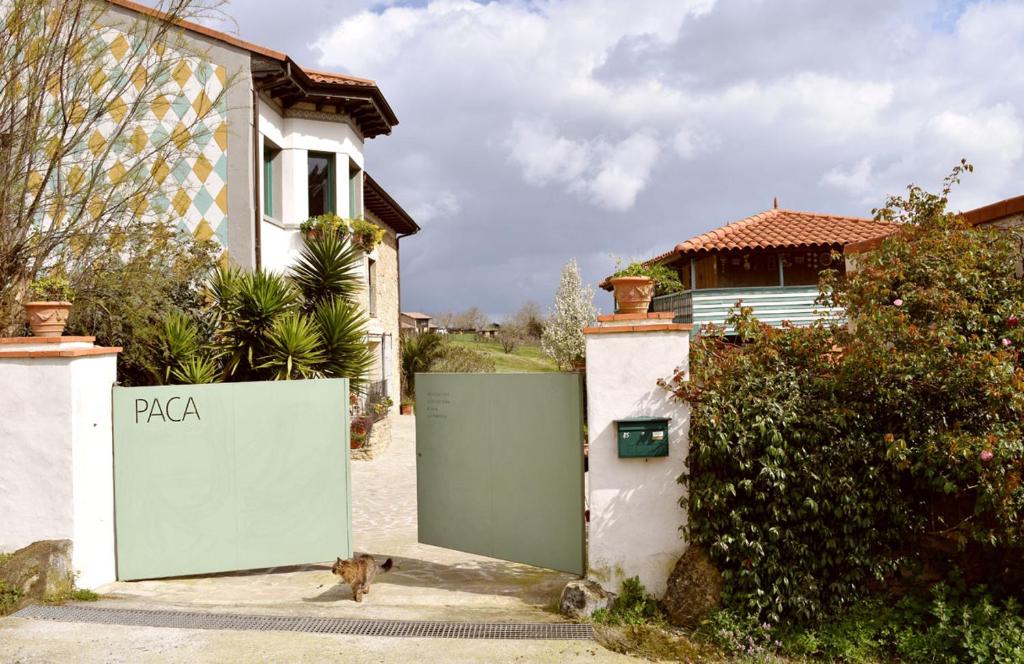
[0, 336, 120, 588]
[584, 313, 691, 597]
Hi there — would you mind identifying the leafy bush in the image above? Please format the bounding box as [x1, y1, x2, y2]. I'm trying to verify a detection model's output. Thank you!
[28, 274, 74, 301]
[0, 580, 21, 616]
[664, 165, 1024, 623]
[612, 261, 683, 297]
[592, 577, 664, 626]
[704, 585, 1024, 664]
[431, 344, 496, 373]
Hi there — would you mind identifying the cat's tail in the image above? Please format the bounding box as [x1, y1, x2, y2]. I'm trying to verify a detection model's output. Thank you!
[380, 558, 393, 573]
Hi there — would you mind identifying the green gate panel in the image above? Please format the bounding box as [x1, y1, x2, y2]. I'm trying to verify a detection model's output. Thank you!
[113, 379, 351, 580]
[416, 373, 585, 575]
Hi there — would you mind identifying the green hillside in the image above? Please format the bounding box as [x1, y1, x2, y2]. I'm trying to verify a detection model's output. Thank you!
[448, 334, 559, 373]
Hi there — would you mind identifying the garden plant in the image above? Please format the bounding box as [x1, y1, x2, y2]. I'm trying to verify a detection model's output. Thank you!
[663, 164, 1024, 658]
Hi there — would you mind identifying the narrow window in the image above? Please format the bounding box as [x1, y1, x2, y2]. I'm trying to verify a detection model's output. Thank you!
[308, 152, 335, 217]
[262, 143, 280, 218]
[349, 162, 362, 218]
[367, 257, 377, 317]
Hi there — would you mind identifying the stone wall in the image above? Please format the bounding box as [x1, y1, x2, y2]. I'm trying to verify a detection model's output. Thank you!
[364, 212, 401, 414]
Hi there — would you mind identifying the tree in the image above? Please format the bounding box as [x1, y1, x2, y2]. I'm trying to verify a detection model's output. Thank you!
[453, 306, 489, 332]
[511, 300, 545, 339]
[541, 259, 597, 369]
[496, 323, 523, 353]
[0, 0, 230, 334]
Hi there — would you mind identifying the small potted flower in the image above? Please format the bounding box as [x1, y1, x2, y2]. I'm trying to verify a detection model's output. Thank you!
[24, 274, 75, 337]
[300, 213, 347, 242]
[400, 397, 414, 416]
[350, 218, 385, 253]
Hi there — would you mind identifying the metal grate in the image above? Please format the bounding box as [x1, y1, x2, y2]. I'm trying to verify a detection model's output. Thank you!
[13, 605, 594, 641]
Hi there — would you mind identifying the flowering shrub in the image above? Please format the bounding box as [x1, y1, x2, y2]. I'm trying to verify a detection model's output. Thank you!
[665, 165, 1024, 622]
[542, 259, 597, 369]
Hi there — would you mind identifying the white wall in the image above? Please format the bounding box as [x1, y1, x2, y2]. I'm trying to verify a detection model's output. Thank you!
[257, 101, 365, 274]
[69, 355, 117, 589]
[0, 360, 75, 550]
[0, 340, 118, 588]
[585, 319, 690, 597]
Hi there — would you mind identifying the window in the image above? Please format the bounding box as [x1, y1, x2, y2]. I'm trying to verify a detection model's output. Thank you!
[367, 257, 377, 317]
[262, 142, 280, 218]
[307, 152, 335, 217]
[349, 161, 362, 218]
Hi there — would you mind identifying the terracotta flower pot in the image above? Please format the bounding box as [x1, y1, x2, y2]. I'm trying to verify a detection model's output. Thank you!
[609, 276, 654, 314]
[400, 403, 414, 416]
[24, 301, 72, 338]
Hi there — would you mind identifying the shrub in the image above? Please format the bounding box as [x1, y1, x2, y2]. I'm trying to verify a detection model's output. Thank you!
[612, 261, 683, 297]
[28, 274, 74, 302]
[664, 164, 1024, 623]
[431, 344, 496, 373]
[592, 577, 663, 626]
[161, 234, 372, 387]
[542, 259, 597, 369]
[704, 585, 1024, 664]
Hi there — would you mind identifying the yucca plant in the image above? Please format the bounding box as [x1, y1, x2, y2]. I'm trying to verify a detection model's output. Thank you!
[290, 233, 364, 308]
[314, 296, 374, 389]
[160, 234, 372, 388]
[259, 312, 325, 380]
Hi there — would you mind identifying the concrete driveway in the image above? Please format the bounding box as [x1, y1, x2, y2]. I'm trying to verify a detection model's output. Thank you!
[0, 416, 637, 662]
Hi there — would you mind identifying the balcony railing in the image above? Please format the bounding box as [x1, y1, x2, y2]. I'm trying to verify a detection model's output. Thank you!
[356, 379, 389, 415]
[650, 285, 840, 333]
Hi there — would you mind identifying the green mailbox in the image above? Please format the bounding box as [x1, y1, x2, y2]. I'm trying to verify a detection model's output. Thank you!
[615, 417, 670, 458]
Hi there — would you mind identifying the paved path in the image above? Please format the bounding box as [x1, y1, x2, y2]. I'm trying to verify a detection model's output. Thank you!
[0, 415, 637, 662]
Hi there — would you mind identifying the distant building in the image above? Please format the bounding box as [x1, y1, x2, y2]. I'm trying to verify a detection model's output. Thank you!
[400, 312, 432, 333]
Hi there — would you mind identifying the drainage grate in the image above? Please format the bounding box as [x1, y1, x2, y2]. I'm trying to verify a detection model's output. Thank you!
[13, 605, 594, 641]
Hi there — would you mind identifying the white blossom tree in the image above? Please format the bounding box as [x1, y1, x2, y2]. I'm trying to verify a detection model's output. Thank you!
[541, 259, 597, 370]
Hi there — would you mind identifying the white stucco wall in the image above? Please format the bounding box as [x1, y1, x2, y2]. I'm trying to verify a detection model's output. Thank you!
[0, 340, 118, 588]
[585, 318, 691, 597]
[258, 100, 366, 276]
[69, 355, 118, 589]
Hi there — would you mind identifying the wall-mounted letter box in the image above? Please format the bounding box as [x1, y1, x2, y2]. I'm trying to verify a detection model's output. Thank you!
[615, 417, 670, 458]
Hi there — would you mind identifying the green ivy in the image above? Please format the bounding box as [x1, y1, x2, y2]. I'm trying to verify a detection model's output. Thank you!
[664, 164, 1024, 623]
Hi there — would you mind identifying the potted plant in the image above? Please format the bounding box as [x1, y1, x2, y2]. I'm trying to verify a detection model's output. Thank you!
[300, 213, 347, 241]
[24, 275, 75, 337]
[350, 218, 385, 253]
[609, 261, 682, 314]
[351, 415, 372, 449]
[400, 397, 414, 416]
[608, 264, 655, 314]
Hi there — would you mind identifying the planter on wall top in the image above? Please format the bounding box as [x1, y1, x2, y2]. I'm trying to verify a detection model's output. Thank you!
[609, 276, 655, 314]
[24, 301, 72, 338]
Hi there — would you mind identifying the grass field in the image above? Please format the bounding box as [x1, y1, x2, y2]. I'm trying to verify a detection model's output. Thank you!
[448, 334, 559, 373]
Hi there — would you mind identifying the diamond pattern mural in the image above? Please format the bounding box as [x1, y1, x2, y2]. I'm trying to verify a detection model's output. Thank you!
[87, 27, 230, 246]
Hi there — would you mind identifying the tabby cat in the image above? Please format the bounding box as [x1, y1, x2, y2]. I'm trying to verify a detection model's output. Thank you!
[331, 554, 393, 602]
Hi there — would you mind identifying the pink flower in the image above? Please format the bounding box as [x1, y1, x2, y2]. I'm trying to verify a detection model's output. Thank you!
[1002, 338, 1013, 347]
[980, 450, 994, 462]
[1009, 315, 1020, 328]
[893, 298, 903, 306]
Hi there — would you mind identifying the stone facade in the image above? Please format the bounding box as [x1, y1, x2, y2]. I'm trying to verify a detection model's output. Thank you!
[363, 212, 402, 417]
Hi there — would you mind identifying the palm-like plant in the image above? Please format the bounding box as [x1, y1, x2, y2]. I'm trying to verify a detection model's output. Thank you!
[161, 234, 373, 388]
[290, 233, 364, 307]
[314, 296, 373, 389]
[400, 331, 447, 398]
[259, 312, 325, 380]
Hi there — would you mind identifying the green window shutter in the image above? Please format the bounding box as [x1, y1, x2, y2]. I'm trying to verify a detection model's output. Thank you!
[262, 152, 273, 215]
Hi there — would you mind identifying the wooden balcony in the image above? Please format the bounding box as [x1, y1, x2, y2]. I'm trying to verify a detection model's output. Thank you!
[650, 285, 840, 334]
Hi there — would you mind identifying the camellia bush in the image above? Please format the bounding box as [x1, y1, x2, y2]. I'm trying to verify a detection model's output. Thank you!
[664, 164, 1024, 623]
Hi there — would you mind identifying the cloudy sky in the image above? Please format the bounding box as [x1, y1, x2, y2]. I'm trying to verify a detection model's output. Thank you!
[201, 0, 1024, 319]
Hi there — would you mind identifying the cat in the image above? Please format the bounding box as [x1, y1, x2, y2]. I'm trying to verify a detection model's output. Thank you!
[331, 554, 393, 602]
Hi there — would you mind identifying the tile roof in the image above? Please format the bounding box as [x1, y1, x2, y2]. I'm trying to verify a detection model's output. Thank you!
[401, 312, 432, 320]
[653, 208, 898, 262]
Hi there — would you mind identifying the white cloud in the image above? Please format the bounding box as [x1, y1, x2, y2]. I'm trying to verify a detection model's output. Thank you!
[296, 0, 1024, 314]
[503, 121, 660, 211]
[821, 157, 876, 198]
